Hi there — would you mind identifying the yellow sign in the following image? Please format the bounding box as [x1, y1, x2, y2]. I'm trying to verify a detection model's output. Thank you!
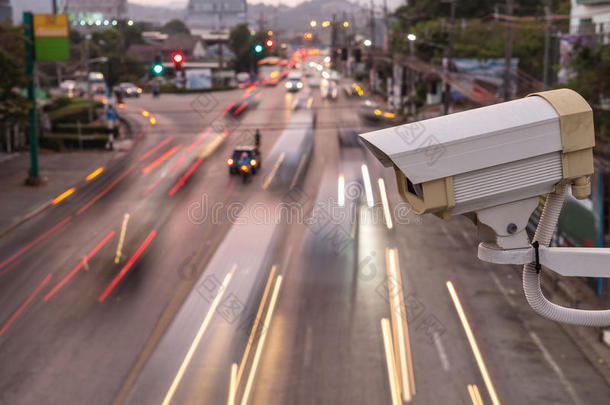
[34, 14, 68, 38]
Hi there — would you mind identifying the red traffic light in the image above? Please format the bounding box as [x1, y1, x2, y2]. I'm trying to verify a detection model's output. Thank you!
[303, 32, 313, 40]
[172, 52, 184, 64]
[265, 38, 274, 48]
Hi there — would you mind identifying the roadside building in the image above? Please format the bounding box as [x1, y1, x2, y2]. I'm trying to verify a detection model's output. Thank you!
[570, 0, 610, 42]
[186, 0, 247, 30]
[0, 0, 12, 22]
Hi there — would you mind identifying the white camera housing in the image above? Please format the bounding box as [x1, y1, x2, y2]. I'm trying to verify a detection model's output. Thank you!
[360, 89, 595, 249]
[359, 89, 594, 217]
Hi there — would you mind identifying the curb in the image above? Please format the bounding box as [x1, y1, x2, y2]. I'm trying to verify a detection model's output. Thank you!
[0, 113, 141, 240]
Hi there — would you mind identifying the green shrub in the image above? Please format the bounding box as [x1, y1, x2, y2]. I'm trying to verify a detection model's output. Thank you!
[54, 123, 118, 135]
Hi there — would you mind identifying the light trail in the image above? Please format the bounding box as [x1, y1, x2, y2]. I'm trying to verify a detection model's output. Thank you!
[161, 267, 236, 405]
[240, 276, 283, 405]
[361, 164, 374, 207]
[447, 281, 501, 405]
[378, 178, 393, 229]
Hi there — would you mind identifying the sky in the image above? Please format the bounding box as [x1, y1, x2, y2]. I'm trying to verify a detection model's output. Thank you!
[129, 0, 403, 9]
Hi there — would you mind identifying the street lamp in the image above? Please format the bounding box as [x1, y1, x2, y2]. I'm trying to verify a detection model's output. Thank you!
[407, 34, 417, 42]
[310, 20, 317, 27]
[363, 39, 372, 47]
[343, 21, 349, 28]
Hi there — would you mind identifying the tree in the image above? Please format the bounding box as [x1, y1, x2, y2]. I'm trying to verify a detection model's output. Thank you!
[229, 24, 269, 73]
[161, 19, 191, 36]
[0, 23, 29, 124]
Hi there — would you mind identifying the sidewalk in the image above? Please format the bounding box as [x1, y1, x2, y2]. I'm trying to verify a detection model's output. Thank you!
[0, 149, 116, 235]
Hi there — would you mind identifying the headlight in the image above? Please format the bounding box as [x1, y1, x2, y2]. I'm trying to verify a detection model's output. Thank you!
[285, 82, 293, 89]
[297, 82, 303, 89]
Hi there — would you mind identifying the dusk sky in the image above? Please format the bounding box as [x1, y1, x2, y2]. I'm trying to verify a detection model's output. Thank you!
[129, 0, 403, 10]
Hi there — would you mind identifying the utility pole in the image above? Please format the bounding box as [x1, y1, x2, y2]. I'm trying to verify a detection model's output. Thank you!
[443, 0, 456, 115]
[24, 12, 40, 184]
[331, 14, 338, 69]
[85, 34, 93, 123]
[504, 0, 514, 100]
[51, 0, 57, 14]
[543, 5, 551, 90]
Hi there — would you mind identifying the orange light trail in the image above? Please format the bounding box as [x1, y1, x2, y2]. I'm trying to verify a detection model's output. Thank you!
[86, 167, 104, 181]
[139, 136, 174, 161]
[142, 145, 181, 174]
[187, 129, 211, 152]
[52, 188, 76, 205]
[77, 165, 136, 215]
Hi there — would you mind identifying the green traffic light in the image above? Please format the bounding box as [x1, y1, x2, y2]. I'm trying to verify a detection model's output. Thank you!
[254, 44, 263, 54]
[153, 64, 164, 75]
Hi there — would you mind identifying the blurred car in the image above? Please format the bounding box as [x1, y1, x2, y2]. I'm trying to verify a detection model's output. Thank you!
[337, 128, 363, 148]
[119, 82, 142, 98]
[359, 99, 397, 124]
[59, 80, 76, 96]
[344, 83, 364, 97]
[285, 72, 304, 92]
[308, 76, 321, 88]
[228, 89, 262, 116]
[89, 72, 107, 95]
[321, 79, 338, 100]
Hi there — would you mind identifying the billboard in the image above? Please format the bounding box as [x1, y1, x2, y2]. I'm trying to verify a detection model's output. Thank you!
[33, 14, 70, 61]
[186, 69, 212, 90]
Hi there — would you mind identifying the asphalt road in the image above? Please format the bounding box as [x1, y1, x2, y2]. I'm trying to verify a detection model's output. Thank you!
[0, 68, 609, 405]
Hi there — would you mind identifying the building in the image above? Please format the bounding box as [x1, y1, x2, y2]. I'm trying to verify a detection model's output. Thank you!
[60, 0, 127, 23]
[570, 0, 610, 42]
[0, 0, 12, 22]
[186, 0, 247, 30]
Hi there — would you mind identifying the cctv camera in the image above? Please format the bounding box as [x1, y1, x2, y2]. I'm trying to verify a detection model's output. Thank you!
[359, 88, 594, 220]
[360, 89, 610, 327]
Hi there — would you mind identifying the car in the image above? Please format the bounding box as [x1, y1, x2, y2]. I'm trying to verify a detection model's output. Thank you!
[119, 82, 142, 98]
[285, 72, 304, 92]
[59, 80, 76, 96]
[358, 99, 397, 124]
[227, 146, 261, 182]
[308, 76, 321, 88]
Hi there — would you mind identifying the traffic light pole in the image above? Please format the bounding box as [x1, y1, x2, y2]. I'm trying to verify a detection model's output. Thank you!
[23, 12, 40, 185]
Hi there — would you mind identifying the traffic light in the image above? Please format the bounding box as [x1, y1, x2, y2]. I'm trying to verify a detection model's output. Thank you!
[172, 51, 184, 71]
[303, 32, 313, 40]
[265, 38, 274, 48]
[342, 48, 348, 61]
[152, 55, 164, 75]
[254, 44, 263, 54]
[354, 49, 362, 63]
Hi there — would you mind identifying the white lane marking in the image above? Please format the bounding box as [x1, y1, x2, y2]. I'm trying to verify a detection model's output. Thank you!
[529, 331, 584, 405]
[361, 164, 374, 207]
[490, 271, 582, 405]
[262, 153, 285, 190]
[433, 332, 451, 371]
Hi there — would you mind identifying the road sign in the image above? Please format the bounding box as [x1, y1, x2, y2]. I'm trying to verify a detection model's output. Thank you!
[33, 14, 70, 61]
